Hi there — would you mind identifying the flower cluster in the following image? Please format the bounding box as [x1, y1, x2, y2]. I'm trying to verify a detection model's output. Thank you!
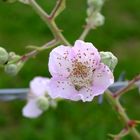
[0, 47, 24, 76]
[86, 0, 105, 28]
[23, 40, 115, 118]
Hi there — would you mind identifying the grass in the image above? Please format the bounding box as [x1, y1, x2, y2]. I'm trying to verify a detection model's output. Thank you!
[0, 0, 140, 139]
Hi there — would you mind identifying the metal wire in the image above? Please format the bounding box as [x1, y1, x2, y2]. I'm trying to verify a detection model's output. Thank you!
[0, 88, 28, 101]
[0, 82, 129, 101]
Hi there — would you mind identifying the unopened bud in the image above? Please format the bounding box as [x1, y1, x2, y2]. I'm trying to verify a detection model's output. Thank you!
[4, 61, 24, 76]
[9, 52, 16, 59]
[87, 0, 104, 13]
[8, 52, 21, 63]
[94, 13, 105, 26]
[37, 96, 49, 111]
[0, 47, 9, 65]
[4, 64, 18, 76]
[100, 51, 118, 71]
[86, 13, 105, 28]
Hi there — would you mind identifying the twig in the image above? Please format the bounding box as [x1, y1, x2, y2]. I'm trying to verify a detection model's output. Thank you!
[105, 90, 140, 140]
[109, 127, 129, 140]
[20, 39, 59, 62]
[28, 0, 70, 45]
[113, 74, 140, 98]
[50, 0, 65, 20]
[79, 25, 91, 40]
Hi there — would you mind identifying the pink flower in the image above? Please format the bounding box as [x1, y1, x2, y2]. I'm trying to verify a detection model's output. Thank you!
[48, 40, 114, 102]
[22, 77, 50, 118]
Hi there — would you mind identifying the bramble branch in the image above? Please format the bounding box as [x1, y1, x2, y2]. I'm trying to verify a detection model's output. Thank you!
[49, 0, 65, 20]
[20, 39, 59, 62]
[105, 90, 140, 140]
[28, 0, 70, 45]
[79, 24, 91, 41]
[113, 74, 140, 98]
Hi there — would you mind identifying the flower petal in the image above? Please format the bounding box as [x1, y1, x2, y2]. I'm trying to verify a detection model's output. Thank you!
[92, 63, 114, 96]
[73, 40, 101, 69]
[22, 99, 42, 118]
[48, 77, 81, 101]
[49, 45, 74, 78]
[78, 86, 95, 102]
[30, 77, 50, 97]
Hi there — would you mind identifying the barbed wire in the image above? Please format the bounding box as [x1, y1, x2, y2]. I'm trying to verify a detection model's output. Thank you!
[0, 82, 128, 101]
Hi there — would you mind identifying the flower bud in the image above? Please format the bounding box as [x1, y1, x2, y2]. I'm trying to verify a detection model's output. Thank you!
[86, 13, 105, 28]
[87, 0, 104, 13]
[8, 52, 21, 64]
[9, 52, 16, 59]
[4, 60, 24, 76]
[94, 13, 105, 27]
[4, 64, 18, 76]
[37, 96, 49, 111]
[100, 51, 118, 71]
[0, 47, 9, 65]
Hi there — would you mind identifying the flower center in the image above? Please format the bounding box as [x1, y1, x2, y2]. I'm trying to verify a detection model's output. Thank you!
[70, 61, 93, 90]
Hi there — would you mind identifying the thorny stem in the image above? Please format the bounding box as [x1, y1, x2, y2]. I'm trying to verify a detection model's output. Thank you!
[109, 128, 130, 140]
[28, 0, 70, 46]
[19, 0, 70, 61]
[113, 74, 140, 98]
[105, 90, 140, 140]
[20, 39, 59, 61]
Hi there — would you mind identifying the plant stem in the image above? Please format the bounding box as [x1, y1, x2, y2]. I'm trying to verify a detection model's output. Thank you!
[79, 25, 91, 40]
[21, 39, 59, 61]
[28, 0, 70, 46]
[113, 74, 140, 98]
[105, 90, 140, 140]
[50, 0, 65, 20]
[109, 128, 129, 140]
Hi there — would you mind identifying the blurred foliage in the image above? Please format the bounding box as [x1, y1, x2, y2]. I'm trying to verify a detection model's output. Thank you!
[0, 0, 140, 139]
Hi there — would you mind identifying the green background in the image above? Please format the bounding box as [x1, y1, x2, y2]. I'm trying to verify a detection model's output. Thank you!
[0, 0, 140, 139]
